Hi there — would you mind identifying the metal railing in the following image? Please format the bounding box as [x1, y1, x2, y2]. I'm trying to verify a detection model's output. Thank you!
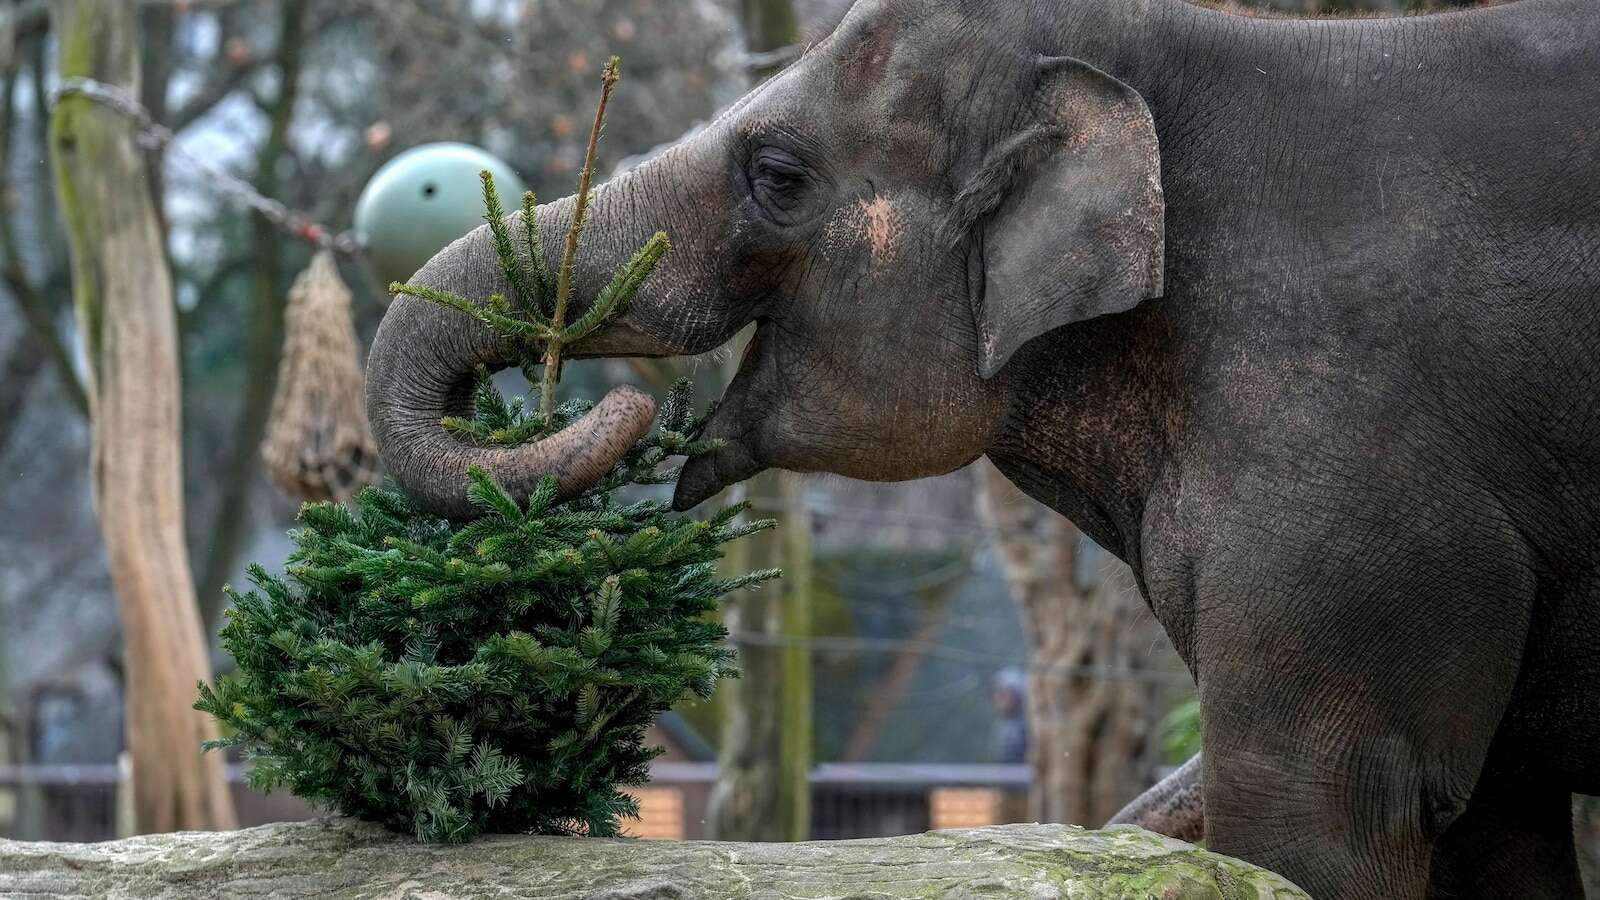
[0, 762, 1037, 843]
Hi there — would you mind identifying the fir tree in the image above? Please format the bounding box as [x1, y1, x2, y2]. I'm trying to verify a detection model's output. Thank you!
[196, 384, 774, 842]
[198, 58, 777, 843]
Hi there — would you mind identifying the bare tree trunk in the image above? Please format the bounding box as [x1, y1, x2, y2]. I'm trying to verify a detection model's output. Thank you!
[48, 0, 236, 834]
[0, 333, 45, 445]
[976, 460, 1177, 826]
[136, 1, 173, 227]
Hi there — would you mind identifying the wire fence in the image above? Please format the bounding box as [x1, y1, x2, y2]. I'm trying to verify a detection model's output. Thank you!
[732, 630, 1192, 688]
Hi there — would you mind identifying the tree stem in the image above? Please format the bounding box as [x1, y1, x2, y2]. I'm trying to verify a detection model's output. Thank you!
[543, 57, 620, 426]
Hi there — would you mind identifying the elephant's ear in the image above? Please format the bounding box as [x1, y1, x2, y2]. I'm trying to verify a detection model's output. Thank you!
[956, 56, 1164, 379]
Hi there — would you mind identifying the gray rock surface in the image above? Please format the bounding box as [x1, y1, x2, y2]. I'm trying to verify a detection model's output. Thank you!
[0, 817, 1308, 899]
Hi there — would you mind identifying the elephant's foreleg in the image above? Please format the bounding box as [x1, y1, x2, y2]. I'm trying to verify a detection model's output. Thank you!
[1426, 776, 1584, 900]
[1191, 492, 1535, 899]
[1106, 752, 1205, 843]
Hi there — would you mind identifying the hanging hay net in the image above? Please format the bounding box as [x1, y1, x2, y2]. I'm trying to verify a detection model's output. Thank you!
[262, 250, 380, 502]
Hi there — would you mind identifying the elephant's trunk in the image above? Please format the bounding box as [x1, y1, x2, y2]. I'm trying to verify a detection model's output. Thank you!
[366, 154, 738, 518]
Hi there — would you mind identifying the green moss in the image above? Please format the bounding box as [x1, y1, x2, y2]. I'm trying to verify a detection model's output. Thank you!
[0, 820, 1310, 897]
[48, 97, 104, 368]
[55, 4, 100, 78]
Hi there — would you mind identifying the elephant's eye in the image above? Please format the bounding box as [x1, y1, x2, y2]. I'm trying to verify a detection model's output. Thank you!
[749, 147, 816, 222]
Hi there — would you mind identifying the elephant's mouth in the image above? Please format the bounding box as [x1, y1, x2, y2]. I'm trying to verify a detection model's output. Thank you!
[673, 432, 763, 510]
[671, 322, 771, 510]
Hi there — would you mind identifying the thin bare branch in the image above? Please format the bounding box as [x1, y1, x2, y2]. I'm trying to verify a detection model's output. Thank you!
[0, 43, 88, 417]
[169, 58, 262, 132]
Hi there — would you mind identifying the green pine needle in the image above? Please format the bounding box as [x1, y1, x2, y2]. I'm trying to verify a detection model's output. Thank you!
[561, 231, 670, 344]
[481, 171, 548, 327]
[521, 190, 554, 313]
[393, 59, 660, 427]
[388, 282, 547, 344]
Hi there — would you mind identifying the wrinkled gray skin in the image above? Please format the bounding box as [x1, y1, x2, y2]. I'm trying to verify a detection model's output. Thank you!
[367, 0, 1600, 896]
[1109, 752, 1205, 844]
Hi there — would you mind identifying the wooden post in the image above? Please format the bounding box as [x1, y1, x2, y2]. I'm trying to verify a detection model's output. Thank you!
[115, 752, 135, 839]
[0, 639, 39, 839]
[706, 468, 813, 842]
[49, 0, 237, 833]
[706, 0, 812, 843]
[776, 473, 812, 840]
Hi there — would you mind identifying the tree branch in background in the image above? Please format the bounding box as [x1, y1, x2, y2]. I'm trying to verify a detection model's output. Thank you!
[0, 332, 46, 450]
[0, 34, 88, 419]
[196, 0, 308, 634]
[169, 53, 262, 133]
[138, 1, 174, 214]
[0, 262, 83, 417]
[0, 3, 49, 64]
[176, 254, 251, 344]
[2, 0, 252, 67]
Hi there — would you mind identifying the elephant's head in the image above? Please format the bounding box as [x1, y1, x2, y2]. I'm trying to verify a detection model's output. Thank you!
[367, 0, 1163, 517]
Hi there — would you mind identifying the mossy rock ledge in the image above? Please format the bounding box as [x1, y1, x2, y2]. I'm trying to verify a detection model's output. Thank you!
[0, 818, 1308, 899]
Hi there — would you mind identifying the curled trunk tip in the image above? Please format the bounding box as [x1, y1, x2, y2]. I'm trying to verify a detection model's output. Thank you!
[382, 385, 657, 520]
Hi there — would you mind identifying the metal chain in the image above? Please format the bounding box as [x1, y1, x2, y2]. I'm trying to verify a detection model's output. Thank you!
[52, 76, 362, 256]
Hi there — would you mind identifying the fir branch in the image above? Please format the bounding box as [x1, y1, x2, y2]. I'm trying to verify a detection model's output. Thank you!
[389, 60, 669, 445]
[200, 419, 769, 842]
[465, 467, 525, 522]
[389, 283, 548, 343]
[658, 379, 695, 434]
[560, 231, 670, 344]
[481, 170, 547, 326]
[521, 190, 554, 313]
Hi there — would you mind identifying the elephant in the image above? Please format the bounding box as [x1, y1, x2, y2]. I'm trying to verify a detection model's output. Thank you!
[365, 0, 1600, 896]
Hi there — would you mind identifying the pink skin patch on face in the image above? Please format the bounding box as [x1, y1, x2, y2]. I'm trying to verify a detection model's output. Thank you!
[857, 195, 903, 268]
[820, 193, 907, 275]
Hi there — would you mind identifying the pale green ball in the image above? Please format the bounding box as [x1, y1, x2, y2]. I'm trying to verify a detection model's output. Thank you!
[354, 143, 527, 289]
